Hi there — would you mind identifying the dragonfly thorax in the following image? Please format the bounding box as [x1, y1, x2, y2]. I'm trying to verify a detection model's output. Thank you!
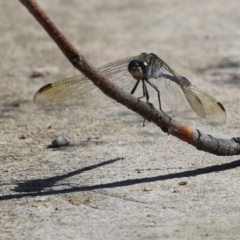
[128, 60, 149, 80]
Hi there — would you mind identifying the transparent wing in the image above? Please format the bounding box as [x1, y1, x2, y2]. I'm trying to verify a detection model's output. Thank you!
[139, 54, 226, 125]
[183, 85, 226, 125]
[149, 66, 226, 125]
[34, 56, 139, 108]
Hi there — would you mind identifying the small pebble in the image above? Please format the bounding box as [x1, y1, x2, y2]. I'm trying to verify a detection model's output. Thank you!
[179, 181, 188, 186]
[143, 187, 153, 192]
[30, 67, 50, 78]
[30, 66, 59, 78]
[51, 136, 70, 148]
[173, 188, 180, 193]
[68, 197, 80, 206]
[19, 134, 27, 139]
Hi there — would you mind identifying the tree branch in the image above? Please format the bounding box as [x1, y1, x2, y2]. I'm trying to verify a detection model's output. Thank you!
[19, 0, 240, 156]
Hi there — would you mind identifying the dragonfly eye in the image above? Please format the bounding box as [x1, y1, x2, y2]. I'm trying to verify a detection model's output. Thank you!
[128, 60, 149, 80]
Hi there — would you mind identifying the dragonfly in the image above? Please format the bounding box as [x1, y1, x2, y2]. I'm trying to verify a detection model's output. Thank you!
[34, 52, 226, 125]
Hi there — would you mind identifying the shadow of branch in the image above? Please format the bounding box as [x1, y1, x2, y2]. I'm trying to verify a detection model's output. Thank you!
[1, 158, 239, 201]
[14, 157, 124, 193]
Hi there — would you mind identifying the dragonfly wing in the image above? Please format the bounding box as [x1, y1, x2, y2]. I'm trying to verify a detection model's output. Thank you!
[150, 75, 226, 125]
[34, 75, 104, 107]
[185, 85, 226, 125]
[147, 56, 226, 125]
[152, 76, 196, 116]
[182, 86, 206, 118]
[34, 56, 138, 108]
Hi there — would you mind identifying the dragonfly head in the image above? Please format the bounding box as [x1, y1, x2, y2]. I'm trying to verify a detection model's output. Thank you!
[128, 60, 148, 80]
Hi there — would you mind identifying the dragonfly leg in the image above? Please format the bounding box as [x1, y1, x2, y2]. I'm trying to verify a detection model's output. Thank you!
[142, 81, 149, 101]
[132, 80, 148, 101]
[146, 79, 162, 111]
[143, 118, 146, 127]
[131, 80, 145, 107]
[131, 80, 140, 94]
[141, 81, 150, 127]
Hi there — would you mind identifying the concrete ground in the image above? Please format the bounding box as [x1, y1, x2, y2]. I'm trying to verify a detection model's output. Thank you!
[0, 0, 240, 239]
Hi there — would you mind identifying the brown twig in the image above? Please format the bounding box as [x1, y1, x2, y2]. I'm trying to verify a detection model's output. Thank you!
[19, 0, 240, 156]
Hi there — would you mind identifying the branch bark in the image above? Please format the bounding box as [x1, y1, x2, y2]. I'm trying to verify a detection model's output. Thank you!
[19, 0, 240, 156]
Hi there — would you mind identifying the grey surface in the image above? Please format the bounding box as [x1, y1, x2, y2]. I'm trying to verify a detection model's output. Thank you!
[0, 0, 240, 239]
